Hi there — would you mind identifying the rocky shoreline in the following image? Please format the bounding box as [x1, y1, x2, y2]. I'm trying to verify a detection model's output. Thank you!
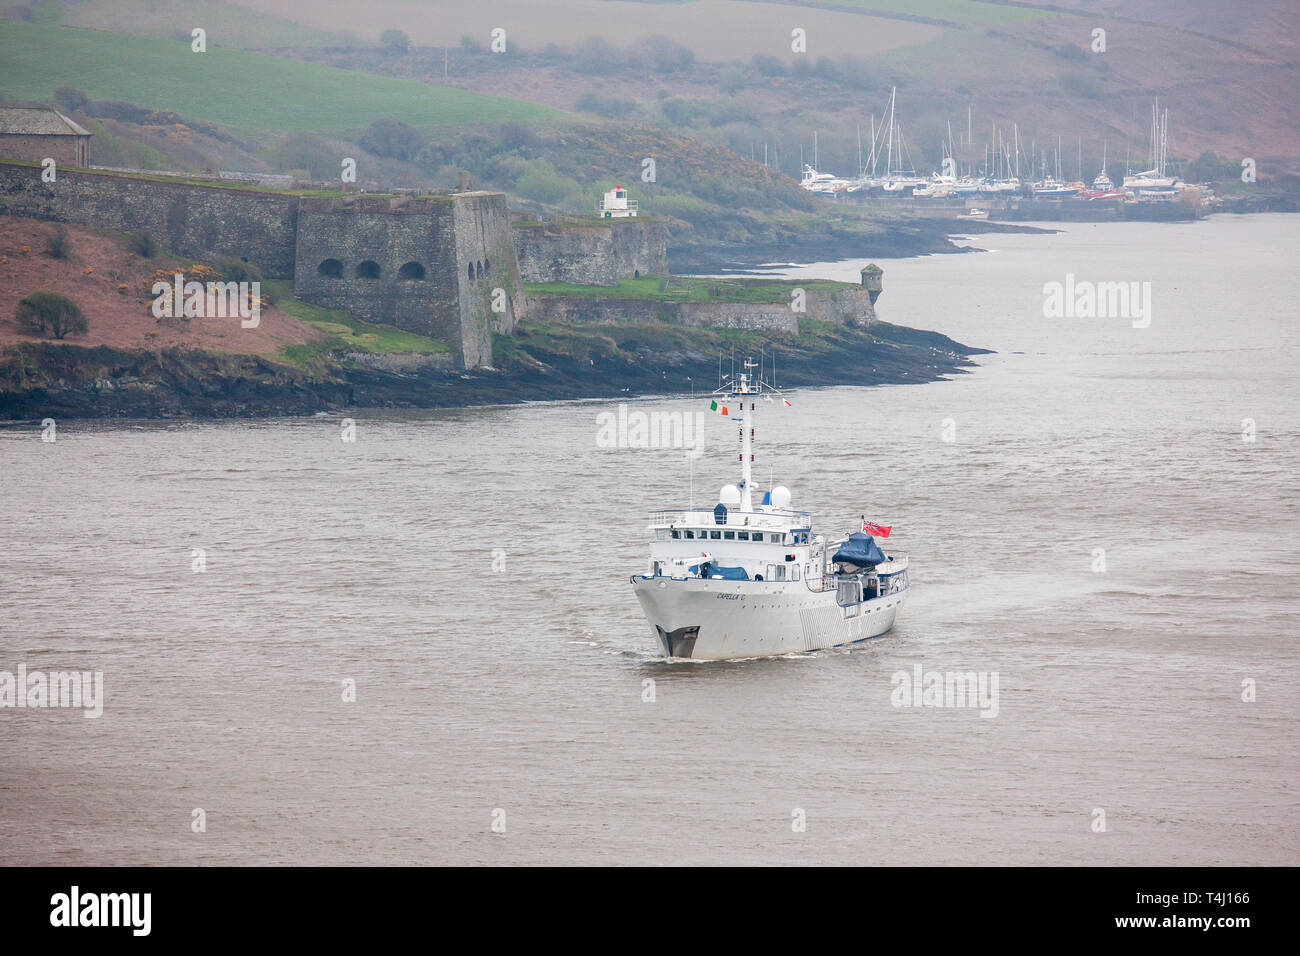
[0, 321, 988, 421]
[669, 216, 1055, 273]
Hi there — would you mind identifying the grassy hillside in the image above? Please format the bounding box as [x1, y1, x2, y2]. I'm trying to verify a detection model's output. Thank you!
[60, 0, 352, 49]
[230, 0, 952, 60]
[0, 22, 562, 132]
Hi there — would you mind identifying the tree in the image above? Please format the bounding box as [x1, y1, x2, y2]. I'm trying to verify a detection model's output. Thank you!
[380, 29, 411, 55]
[16, 292, 88, 339]
[53, 87, 88, 112]
[360, 118, 422, 161]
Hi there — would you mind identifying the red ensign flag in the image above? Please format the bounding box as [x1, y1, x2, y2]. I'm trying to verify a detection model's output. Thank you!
[862, 521, 892, 538]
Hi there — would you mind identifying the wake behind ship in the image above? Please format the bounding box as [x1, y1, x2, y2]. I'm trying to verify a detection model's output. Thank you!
[630, 359, 909, 660]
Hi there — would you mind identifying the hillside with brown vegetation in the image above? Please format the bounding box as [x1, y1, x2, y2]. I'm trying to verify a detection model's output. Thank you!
[0, 217, 325, 355]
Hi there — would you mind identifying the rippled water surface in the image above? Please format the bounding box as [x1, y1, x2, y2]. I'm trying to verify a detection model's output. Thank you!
[1, 215, 1296, 865]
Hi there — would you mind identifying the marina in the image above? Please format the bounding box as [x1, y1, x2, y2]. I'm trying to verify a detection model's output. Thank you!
[799, 94, 1207, 215]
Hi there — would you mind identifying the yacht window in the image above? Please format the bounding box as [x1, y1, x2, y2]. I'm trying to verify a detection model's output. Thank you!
[710, 530, 721, 540]
[723, 531, 735, 540]
[738, 532, 749, 541]
[684, 530, 694, 540]
[752, 532, 764, 542]
[670, 530, 680, 539]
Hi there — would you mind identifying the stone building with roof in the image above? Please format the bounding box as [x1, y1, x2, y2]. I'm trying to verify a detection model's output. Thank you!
[0, 106, 91, 167]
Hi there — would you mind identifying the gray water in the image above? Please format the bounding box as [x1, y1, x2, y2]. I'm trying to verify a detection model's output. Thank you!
[1, 215, 1296, 865]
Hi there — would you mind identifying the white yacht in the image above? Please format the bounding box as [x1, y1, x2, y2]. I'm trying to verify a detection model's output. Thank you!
[630, 361, 910, 660]
[800, 164, 852, 196]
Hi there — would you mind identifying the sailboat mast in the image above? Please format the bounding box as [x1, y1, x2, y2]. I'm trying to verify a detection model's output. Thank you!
[869, 112, 877, 176]
[886, 87, 896, 176]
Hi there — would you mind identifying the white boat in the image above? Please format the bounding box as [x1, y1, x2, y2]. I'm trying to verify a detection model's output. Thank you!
[800, 164, 851, 195]
[1033, 176, 1080, 198]
[1122, 100, 1184, 201]
[630, 360, 910, 660]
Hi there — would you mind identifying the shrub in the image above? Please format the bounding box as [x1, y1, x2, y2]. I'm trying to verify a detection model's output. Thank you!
[575, 92, 638, 119]
[16, 292, 88, 339]
[1186, 151, 1239, 183]
[84, 99, 152, 124]
[271, 133, 341, 180]
[1059, 70, 1103, 99]
[720, 64, 753, 95]
[380, 29, 411, 55]
[751, 53, 785, 77]
[360, 118, 422, 160]
[215, 257, 263, 285]
[215, 258, 275, 305]
[124, 231, 158, 258]
[661, 98, 710, 128]
[45, 225, 70, 260]
[573, 36, 623, 75]
[643, 35, 694, 73]
[512, 160, 580, 205]
[811, 56, 839, 82]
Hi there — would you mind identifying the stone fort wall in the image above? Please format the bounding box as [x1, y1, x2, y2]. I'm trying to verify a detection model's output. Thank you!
[293, 192, 522, 369]
[0, 160, 300, 276]
[513, 216, 668, 286]
[0, 161, 522, 367]
[527, 286, 877, 333]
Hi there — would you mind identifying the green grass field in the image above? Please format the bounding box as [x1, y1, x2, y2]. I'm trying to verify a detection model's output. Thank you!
[62, 0, 351, 50]
[0, 22, 562, 133]
[263, 280, 451, 367]
[525, 275, 859, 304]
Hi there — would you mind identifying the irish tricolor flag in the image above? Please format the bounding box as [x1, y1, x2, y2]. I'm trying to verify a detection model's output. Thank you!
[709, 400, 729, 416]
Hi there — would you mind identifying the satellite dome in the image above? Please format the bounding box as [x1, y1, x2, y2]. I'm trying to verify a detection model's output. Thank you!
[771, 485, 792, 509]
[719, 484, 741, 506]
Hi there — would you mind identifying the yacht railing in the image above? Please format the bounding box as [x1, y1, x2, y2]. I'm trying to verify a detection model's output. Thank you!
[647, 508, 812, 528]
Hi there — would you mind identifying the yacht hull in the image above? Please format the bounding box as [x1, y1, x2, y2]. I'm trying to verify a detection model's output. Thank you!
[631, 576, 907, 660]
